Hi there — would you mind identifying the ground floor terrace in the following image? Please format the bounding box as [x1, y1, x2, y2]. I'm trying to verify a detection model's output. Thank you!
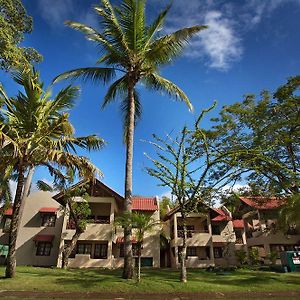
[169, 242, 237, 268]
[59, 238, 160, 268]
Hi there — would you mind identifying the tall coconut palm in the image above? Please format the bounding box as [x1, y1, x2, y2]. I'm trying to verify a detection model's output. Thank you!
[0, 69, 104, 278]
[53, 0, 207, 278]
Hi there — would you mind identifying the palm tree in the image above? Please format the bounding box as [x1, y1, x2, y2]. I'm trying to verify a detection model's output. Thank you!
[115, 212, 160, 282]
[53, 0, 206, 279]
[0, 69, 104, 278]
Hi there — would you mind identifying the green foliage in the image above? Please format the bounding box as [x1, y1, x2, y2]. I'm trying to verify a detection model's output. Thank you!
[159, 196, 174, 219]
[70, 201, 91, 231]
[53, 0, 207, 143]
[0, 68, 104, 183]
[248, 247, 260, 265]
[146, 105, 246, 216]
[115, 211, 160, 244]
[0, 0, 42, 71]
[235, 249, 247, 265]
[210, 76, 300, 196]
[267, 250, 278, 265]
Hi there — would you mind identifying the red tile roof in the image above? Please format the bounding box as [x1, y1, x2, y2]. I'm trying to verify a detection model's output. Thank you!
[240, 196, 285, 210]
[39, 207, 58, 213]
[33, 235, 55, 242]
[233, 219, 244, 229]
[3, 208, 13, 216]
[211, 215, 231, 221]
[132, 197, 158, 211]
[116, 237, 137, 244]
[211, 208, 231, 221]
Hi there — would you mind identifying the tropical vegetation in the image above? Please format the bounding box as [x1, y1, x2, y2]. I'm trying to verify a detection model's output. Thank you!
[0, 69, 104, 278]
[53, 0, 207, 279]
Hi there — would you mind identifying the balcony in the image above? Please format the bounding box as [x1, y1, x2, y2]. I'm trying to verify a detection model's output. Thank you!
[177, 229, 209, 238]
[173, 230, 211, 247]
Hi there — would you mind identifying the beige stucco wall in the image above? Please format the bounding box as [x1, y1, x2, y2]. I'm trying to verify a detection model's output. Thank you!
[0, 191, 64, 266]
[58, 196, 161, 269]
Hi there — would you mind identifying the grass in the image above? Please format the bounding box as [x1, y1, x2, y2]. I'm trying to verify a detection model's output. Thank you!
[0, 266, 299, 294]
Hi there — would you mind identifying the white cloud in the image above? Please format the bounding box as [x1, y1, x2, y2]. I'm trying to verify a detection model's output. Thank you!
[38, 0, 75, 27]
[38, 0, 98, 28]
[151, 0, 300, 70]
[198, 11, 242, 70]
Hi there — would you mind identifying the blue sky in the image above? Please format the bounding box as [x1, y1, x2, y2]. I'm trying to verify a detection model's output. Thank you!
[2, 0, 300, 197]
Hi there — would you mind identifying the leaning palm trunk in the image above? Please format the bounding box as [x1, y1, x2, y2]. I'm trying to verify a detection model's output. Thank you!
[5, 165, 25, 278]
[61, 199, 83, 269]
[180, 219, 188, 283]
[123, 83, 135, 279]
[62, 231, 81, 269]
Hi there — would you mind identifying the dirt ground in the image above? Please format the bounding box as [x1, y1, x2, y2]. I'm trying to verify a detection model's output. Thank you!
[0, 290, 300, 299]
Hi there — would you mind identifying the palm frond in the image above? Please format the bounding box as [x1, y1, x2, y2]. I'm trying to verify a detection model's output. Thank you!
[143, 73, 193, 111]
[147, 25, 207, 65]
[144, 3, 172, 49]
[53, 67, 116, 85]
[102, 76, 128, 109]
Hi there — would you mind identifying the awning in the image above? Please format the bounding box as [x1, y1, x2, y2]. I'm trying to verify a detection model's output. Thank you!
[233, 219, 244, 229]
[39, 207, 58, 213]
[33, 235, 55, 242]
[3, 208, 13, 216]
[116, 237, 137, 244]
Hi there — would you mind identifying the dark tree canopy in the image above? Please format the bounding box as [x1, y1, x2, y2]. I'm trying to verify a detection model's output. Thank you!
[0, 0, 42, 71]
[210, 76, 300, 196]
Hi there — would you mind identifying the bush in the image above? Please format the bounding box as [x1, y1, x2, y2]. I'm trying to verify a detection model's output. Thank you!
[249, 247, 260, 265]
[235, 249, 247, 265]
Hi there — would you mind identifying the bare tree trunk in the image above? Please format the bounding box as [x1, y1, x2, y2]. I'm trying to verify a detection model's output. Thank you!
[5, 165, 25, 278]
[123, 82, 135, 279]
[62, 231, 81, 269]
[137, 253, 141, 283]
[180, 219, 187, 283]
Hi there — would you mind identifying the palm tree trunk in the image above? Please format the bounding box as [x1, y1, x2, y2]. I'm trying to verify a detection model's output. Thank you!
[62, 231, 81, 269]
[122, 82, 135, 279]
[180, 219, 187, 283]
[61, 198, 83, 269]
[5, 165, 25, 278]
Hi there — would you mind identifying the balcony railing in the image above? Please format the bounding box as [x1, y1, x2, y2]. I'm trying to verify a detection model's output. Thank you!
[66, 216, 110, 229]
[235, 237, 244, 244]
[177, 230, 209, 238]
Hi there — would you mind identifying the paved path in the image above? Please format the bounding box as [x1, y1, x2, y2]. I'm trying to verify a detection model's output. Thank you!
[0, 290, 300, 299]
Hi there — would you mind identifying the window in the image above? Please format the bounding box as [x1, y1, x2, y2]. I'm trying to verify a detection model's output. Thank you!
[212, 225, 221, 235]
[94, 243, 108, 259]
[36, 242, 51, 256]
[187, 247, 197, 257]
[77, 243, 92, 255]
[213, 247, 223, 258]
[41, 214, 56, 227]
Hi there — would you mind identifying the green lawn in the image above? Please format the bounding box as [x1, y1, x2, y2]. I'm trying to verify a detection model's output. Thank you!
[0, 266, 299, 294]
